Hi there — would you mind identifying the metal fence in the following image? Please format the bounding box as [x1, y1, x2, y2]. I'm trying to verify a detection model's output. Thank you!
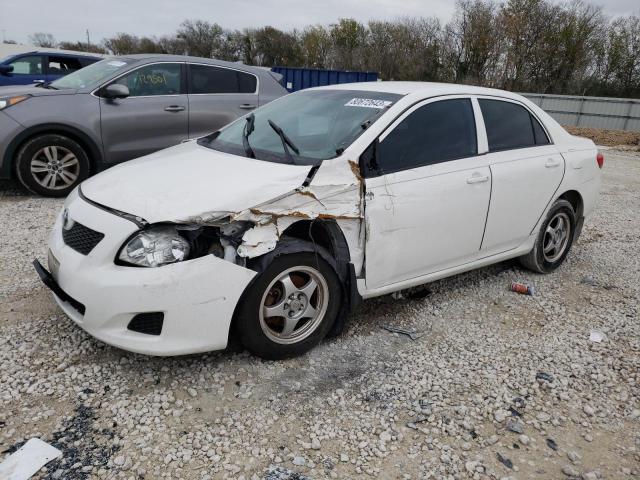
[522, 92, 640, 132]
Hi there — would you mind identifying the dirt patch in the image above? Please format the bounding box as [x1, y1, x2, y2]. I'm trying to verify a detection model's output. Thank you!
[565, 126, 640, 149]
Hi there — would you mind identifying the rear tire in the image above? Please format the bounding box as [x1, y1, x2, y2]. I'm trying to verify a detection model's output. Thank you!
[519, 199, 576, 273]
[15, 134, 90, 197]
[235, 250, 342, 359]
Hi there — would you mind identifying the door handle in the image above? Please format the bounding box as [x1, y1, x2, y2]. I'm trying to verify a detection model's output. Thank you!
[239, 104, 257, 109]
[466, 174, 489, 184]
[545, 158, 561, 168]
[164, 105, 185, 112]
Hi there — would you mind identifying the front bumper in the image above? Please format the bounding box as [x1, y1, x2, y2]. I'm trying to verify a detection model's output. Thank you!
[40, 189, 256, 356]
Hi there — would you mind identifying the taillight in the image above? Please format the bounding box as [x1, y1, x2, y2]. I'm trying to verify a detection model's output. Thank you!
[596, 152, 604, 169]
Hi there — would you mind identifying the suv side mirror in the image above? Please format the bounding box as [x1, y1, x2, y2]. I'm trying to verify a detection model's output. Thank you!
[102, 84, 130, 99]
[0, 65, 14, 76]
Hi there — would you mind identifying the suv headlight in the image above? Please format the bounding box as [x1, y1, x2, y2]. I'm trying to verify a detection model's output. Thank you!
[0, 95, 30, 110]
[118, 225, 190, 267]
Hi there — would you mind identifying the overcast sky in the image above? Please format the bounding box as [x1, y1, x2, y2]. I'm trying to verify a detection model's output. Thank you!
[2, 0, 638, 45]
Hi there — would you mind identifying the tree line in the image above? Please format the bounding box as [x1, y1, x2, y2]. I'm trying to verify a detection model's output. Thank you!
[19, 0, 640, 98]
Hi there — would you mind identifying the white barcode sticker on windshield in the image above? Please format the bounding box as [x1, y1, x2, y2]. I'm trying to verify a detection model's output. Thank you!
[345, 98, 393, 109]
[107, 61, 127, 67]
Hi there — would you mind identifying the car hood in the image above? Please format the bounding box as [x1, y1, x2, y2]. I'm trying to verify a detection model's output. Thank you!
[0, 84, 77, 97]
[81, 141, 312, 224]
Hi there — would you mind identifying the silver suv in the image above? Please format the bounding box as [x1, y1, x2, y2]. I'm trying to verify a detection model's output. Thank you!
[0, 54, 287, 196]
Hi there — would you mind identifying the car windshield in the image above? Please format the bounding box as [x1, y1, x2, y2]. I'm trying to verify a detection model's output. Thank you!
[200, 89, 402, 165]
[50, 58, 132, 89]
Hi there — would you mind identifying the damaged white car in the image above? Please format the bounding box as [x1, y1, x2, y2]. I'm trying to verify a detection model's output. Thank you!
[34, 82, 602, 359]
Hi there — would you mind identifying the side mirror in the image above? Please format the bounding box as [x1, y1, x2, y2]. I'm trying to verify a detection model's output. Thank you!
[0, 65, 14, 76]
[102, 84, 130, 99]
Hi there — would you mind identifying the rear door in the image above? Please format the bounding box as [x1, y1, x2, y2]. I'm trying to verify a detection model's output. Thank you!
[187, 63, 258, 138]
[478, 97, 565, 254]
[2, 54, 45, 85]
[99, 62, 189, 164]
[364, 97, 492, 289]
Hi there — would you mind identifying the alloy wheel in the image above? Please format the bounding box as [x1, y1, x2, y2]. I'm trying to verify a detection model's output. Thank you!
[30, 146, 80, 190]
[542, 211, 571, 263]
[259, 266, 329, 345]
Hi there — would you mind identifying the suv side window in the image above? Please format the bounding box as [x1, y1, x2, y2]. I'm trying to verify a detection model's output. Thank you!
[188, 64, 257, 94]
[9, 55, 43, 75]
[47, 56, 83, 74]
[479, 99, 549, 151]
[377, 98, 477, 174]
[111, 63, 182, 97]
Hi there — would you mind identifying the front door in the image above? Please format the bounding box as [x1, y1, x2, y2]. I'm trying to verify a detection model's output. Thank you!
[364, 97, 492, 290]
[477, 98, 565, 254]
[99, 62, 188, 164]
[187, 63, 259, 138]
[1, 55, 45, 86]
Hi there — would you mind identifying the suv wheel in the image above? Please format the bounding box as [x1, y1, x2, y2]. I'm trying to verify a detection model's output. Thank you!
[15, 134, 90, 197]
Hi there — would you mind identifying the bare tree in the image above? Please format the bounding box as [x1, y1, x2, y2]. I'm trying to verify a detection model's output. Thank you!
[29, 32, 57, 48]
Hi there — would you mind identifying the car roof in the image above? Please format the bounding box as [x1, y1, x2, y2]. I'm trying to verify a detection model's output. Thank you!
[15, 50, 101, 59]
[311, 81, 525, 101]
[118, 54, 272, 75]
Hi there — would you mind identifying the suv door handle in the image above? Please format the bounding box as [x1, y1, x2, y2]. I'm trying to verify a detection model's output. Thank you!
[239, 104, 257, 109]
[466, 174, 489, 184]
[164, 105, 185, 112]
[545, 158, 561, 168]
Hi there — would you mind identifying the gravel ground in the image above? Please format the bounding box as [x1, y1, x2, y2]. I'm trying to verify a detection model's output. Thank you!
[0, 150, 638, 480]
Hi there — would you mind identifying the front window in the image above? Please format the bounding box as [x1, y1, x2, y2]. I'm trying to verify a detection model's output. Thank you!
[201, 90, 401, 165]
[50, 58, 133, 89]
[9, 55, 43, 75]
[110, 63, 182, 97]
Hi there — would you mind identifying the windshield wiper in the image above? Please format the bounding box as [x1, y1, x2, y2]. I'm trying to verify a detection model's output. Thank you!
[268, 119, 299, 165]
[35, 81, 58, 90]
[242, 113, 256, 158]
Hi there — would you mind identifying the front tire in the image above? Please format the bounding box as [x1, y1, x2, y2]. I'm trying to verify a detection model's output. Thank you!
[235, 250, 342, 359]
[519, 199, 576, 273]
[15, 134, 90, 197]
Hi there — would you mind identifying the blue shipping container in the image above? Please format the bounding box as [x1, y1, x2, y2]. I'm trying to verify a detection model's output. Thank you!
[272, 67, 378, 92]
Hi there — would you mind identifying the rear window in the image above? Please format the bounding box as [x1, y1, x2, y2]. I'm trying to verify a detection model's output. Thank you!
[479, 99, 549, 151]
[189, 64, 257, 94]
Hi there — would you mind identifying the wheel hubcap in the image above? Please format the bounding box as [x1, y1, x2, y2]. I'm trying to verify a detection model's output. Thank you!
[30, 146, 79, 190]
[542, 212, 571, 263]
[259, 266, 329, 345]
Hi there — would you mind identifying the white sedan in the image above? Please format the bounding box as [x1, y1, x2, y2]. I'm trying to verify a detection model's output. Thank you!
[34, 82, 603, 359]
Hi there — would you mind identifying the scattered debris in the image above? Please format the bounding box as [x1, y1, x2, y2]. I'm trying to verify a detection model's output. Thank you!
[264, 466, 311, 480]
[546, 438, 558, 451]
[0, 438, 62, 480]
[508, 406, 523, 417]
[496, 452, 513, 469]
[510, 281, 535, 295]
[406, 417, 429, 430]
[380, 324, 425, 340]
[536, 372, 554, 383]
[589, 329, 606, 343]
[506, 417, 524, 434]
[581, 276, 599, 287]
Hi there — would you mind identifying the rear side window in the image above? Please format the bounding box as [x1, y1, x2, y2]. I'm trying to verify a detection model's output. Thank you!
[47, 56, 83, 74]
[479, 99, 549, 151]
[377, 98, 477, 174]
[188, 64, 257, 94]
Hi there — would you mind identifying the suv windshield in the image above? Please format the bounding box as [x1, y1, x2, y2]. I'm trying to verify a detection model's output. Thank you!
[50, 58, 132, 89]
[201, 89, 401, 165]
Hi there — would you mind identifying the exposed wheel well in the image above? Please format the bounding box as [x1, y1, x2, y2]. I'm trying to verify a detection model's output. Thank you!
[558, 190, 584, 217]
[6, 125, 101, 178]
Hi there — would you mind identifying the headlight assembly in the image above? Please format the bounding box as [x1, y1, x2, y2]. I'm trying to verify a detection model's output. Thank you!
[118, 225, 190, 267]
[0, 94, 30, 110]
